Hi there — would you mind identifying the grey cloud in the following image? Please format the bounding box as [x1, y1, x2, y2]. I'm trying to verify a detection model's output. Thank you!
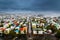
[0, 0, 60, 11]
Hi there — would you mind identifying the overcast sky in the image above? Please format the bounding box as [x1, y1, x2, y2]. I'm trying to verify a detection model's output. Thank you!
[0, 0, 60, 12]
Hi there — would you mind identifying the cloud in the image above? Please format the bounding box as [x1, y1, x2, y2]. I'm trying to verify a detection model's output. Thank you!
[0, 0, 60, 11]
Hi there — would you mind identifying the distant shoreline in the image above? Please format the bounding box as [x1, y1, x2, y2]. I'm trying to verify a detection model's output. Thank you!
[0, 11, 60, 17]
